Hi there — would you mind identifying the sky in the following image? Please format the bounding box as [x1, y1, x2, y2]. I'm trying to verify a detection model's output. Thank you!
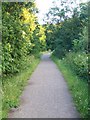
[35, 0, 88, 24]
[35, 0, 53, 24]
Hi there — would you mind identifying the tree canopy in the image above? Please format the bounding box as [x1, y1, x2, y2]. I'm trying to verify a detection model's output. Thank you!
[44, 0, 88, 80]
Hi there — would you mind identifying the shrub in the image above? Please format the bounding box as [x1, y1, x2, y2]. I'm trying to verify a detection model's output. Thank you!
[65, 52, 88, 80]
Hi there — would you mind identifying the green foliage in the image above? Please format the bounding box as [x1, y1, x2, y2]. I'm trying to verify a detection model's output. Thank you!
[2, 3, 26, 74]
[2, 2, 46, 118]
[0, 42, 2, 76]
[2, 2, 46, 74]
[2, 56, 40, 118]
[65, 52, 88, 80]
[0, 3, 2, 77]
[32, 25, 46, 54]
[45, 1, 88, 117]
[44, 24, 56, 50]
[45, 1, 88, 57]
[45, 1, 88, 81]
[52, 55, 88, 118]
[45, 16, 84, 58]
[68, 26, 88, 80]
[73, 26, 88, 52]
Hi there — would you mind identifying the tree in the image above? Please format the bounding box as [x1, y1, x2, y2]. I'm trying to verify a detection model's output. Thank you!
[44, 1, 88, 58]
[2, 2, 46, 74]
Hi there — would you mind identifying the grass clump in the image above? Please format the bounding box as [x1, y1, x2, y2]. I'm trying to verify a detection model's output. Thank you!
[51, 55, 88, 118]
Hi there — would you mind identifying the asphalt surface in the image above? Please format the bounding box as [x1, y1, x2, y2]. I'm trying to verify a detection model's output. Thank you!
[8, 53, 80, 118]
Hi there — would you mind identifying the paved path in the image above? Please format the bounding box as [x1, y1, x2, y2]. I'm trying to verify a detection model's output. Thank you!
[8, 53, 80, 118]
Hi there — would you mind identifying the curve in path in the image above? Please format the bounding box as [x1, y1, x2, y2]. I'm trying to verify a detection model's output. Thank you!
[8, 53, 80, 118]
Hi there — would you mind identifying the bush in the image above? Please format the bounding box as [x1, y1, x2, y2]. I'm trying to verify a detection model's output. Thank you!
[53, 46, 66, 58]
[2, 2, 46, 75]
[65, 52, 88, 80]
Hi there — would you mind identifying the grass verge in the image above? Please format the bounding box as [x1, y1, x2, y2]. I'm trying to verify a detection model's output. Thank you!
[2, 55, 40, 118]
[51, 55, 88, 118]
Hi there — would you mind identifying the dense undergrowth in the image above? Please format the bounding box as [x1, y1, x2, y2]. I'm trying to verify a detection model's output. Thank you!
[52, 55, 88, 118]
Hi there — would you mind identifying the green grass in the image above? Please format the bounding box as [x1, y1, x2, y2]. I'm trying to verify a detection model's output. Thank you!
[1, 55, 40, 118]
[0, 80, 2, 120]
[51, 55, 88, 118]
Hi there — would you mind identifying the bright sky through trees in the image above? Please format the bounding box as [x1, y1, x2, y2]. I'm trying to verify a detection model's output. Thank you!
[35, 0, 53, 24]
[35, 0, 88, 24]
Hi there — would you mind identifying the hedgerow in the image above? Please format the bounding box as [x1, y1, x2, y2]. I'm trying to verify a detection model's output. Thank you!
[2, 2, 46, 75]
